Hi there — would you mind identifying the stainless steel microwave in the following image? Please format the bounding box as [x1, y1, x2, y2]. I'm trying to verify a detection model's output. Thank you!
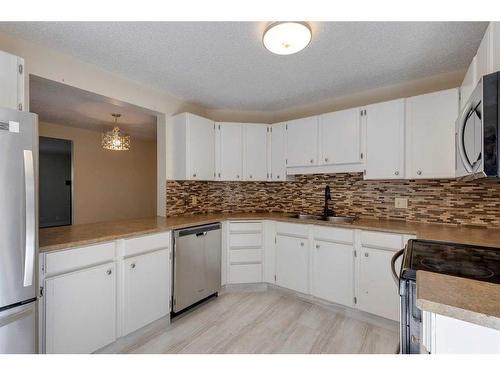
[456, 71, 499, 180]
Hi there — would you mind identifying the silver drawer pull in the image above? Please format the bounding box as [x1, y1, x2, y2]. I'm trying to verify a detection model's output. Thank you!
[364, 253, 369, 257]
[106, 269, 112, 275]
[130, 263, 136, 269]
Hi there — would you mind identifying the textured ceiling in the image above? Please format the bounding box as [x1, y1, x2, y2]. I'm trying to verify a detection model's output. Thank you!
[30, 76, 157, 140]
[1, 22, 488, 112]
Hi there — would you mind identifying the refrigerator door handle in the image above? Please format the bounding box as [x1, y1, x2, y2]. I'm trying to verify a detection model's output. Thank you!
[23, 149, 35, 287]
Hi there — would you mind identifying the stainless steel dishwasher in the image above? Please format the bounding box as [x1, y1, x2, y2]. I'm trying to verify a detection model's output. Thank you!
[172, 223, 221, 315]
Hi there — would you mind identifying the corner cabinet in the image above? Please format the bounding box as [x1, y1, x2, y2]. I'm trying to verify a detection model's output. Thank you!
[286, 116, 319, 167]
[168, 113, 215, 180]
[268, 123, 287, 181]
[215, 122, 243, 181]
[405, 88, 459, 179]
[0, 50, 24, 111]
[363, 98, 405, 180]
[244, 123, 268, 181]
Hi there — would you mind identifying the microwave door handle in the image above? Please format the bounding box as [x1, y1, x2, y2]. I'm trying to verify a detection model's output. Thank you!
[458, 103, 474, 173]
[23, 150, 35, 287]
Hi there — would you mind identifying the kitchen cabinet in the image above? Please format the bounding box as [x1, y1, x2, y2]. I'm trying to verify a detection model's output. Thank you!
[169, 113, 215, 180]
[319, 108, 362, 166]
[405, 88, 459, 179]
[476, 24, 491, 82]
[421, 312, 500, 354]
[244, 123, 268, 181]
[226, 221, 263, 284]
[268, 123, 287, 181]
[356, 231, 404, 321]
[123, 249, 170, 336]
[275, 234, 309, 294]
[363, 98, 405, 180]
[312, 239, 354, 307]
[216, 122, 243, 181]
[44, 262, 117, 354]
[0, 50, 24, 111]
[286, 116, 318, 167]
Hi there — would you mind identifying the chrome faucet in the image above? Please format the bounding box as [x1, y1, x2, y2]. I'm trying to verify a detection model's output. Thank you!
[323, 185, 334, 218]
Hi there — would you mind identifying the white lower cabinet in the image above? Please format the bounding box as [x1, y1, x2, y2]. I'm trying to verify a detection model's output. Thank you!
[123, 249, 170, 336]
[312, 239, 354, 307]
[275, 234, 309, 294]
[45, 262, 117, 354]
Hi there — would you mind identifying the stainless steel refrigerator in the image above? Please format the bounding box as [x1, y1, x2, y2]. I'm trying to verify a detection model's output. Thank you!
[0, 107, 38, 354]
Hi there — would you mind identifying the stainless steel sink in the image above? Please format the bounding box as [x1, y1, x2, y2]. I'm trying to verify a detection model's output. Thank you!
[291, 214, 357, 224]
[291, 214, 323, 220]
[321, 216, 357, 224]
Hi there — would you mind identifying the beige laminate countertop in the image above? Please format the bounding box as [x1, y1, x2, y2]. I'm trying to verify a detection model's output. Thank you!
[39, 212, 500, 252]
[39, 212, 500, 330]
[417, 271, 500, 330]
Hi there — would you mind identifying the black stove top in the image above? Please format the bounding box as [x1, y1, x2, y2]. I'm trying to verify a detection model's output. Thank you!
[400, 239, 500, 284]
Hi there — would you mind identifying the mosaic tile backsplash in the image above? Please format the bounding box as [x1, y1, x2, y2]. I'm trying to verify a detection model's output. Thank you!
[166, 173, 500, 227]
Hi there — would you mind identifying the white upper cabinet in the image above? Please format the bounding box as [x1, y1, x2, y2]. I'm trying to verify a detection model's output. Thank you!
[216, 122, 243, 181]
[476, 24, 491, 81]
[0, 50, 24, 111]
[244, 123, 268, 181]
[286, 116, 319, 167]
[406, 88, 459, 179]
[169, 113, 215, 180]
[492, 22, 500, 72]
[269, 123, 287, 181]
[319, 108, 362, 165]
[363, 99, 405, 180]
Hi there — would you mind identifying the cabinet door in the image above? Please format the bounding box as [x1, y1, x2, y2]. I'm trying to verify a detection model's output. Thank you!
[244, 123, 268, 181]
[460, 56, 477, 111]
[275, 235, 309, 294]
[216, 123, 243, 181]
[319, 108, 361, 165]
[364, 99, 405, 180]
[0, 51, 24, 111]
[312, 240, 354, 307]
[270, 123, 287, 181]
[286, 116, 318, 167]
[406, 88, 458, 179]
[187, 114, 215, 180]
[45, 263, 116, 353]
[476, 24, 491, 81]
[357, 247, 400, 321]
[123, 249, 170, 336]
[492, 22, 500, 72]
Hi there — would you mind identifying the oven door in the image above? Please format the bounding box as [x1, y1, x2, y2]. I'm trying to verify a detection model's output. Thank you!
[456, 82, 484, 179]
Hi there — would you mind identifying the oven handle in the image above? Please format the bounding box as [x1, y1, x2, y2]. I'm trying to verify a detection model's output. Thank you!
[391, 248, 404, 285]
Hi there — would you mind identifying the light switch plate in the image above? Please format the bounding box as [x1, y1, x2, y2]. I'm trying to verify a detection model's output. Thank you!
[395, 197, 408, 209]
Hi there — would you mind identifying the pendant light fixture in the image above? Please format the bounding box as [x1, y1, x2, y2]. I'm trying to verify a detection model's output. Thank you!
[102, 113, 131, 151]
[263, 22, 312, 55]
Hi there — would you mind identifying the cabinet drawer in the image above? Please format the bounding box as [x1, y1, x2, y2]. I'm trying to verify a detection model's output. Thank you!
[313, 226, 354, 244]
[360, 231, 404, 251]
[229, 221, 263, 233]
[229, 263, 262, 284]
[229, 232, 262, 248]
[123, 231, 171, 257]
[229, 248, 262, 263]
[276, 222, 309, 238]
[44, 242, 115, 276]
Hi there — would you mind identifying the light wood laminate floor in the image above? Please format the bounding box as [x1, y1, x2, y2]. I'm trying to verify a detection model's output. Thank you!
[99, 285, 399, 354]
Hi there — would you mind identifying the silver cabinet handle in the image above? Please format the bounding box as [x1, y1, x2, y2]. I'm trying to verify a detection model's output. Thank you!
[364, 252, 369, 257]
[106, 269, 112, 275]
[277, 175, 280, 179]
[394, 170, 399, 176]
[300, 242, 304, 247]
[249, 174, 253, 179]
[417, 170, 422, 175]
[23, 150, 35, 287]
[324, 158, 328, 162]
[192, 173, 196, 177]
[218, 173, 221, 177]
[315, 244, 320, 249]
[130, 263, 136, 269]
[236, 174, 240, 179]
[310, 159, 314, 164]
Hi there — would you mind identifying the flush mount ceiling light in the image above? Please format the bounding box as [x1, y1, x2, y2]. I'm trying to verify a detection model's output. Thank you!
[263, 22, 312, 55]
[102, 113, 131, 151]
